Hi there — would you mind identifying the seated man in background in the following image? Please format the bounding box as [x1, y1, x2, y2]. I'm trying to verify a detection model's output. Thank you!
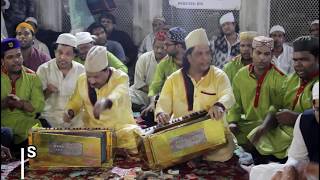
[138, 16, 166, 57]
[99, 13, 138, 67]
[15, 22, 51, 72]
[310, 19, 319, 37]
[1, 38, 45, 152]
[75, 32, 128, 74]
[129, 31, 167, 126]
[147, 27, 187, 103]
[227, 36, 287, 164]
[63, 46, 138, 153]
[269, 25, 294, 75]
[24, 17, 51, 57]
[99, 13, 138, 83]
[37, 33, 85, 127]
[87, 22, 126, 63]
[223, 31, 258, 83]
[250, 36, 319, 164]
[130, 31, 167, 107]
[250, 82, 319, 180]
[156, 28, 236, 162]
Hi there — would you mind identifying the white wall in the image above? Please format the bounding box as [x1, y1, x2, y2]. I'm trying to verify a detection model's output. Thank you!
[240, 0, 271, 36]
[132, 0, 163, 44]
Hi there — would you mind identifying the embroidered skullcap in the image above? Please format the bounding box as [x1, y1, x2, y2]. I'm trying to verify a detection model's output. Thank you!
[252, 36, 274, 50]
[167, 27, 187, 43]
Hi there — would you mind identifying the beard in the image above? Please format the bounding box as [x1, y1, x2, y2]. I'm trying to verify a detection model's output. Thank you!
[10, 69, 22, 75]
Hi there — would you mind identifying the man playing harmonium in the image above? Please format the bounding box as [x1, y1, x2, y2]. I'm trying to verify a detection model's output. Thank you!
[155, 28, 236, 162]
[63, 45, 138, 154]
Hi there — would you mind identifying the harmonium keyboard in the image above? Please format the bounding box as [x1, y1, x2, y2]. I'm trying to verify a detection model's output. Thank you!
[28, 128, 115, 169]
[135, 110, 227, 170]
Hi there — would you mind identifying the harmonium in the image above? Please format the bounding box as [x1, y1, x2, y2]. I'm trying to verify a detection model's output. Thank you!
[28, 128, 115, 169]
[135, 110, 227, 170]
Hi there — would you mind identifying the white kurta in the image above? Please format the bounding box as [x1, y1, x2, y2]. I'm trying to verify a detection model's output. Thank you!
[271, 43, 294, 75]
[138, 33, 155, 57]
[249, 114, 314, 180]
[129, 51, 158, 106]
[36, 59, 85, 127]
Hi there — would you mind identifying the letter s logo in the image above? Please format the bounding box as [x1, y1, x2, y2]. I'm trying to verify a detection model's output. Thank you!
[27, 146, 37, 159]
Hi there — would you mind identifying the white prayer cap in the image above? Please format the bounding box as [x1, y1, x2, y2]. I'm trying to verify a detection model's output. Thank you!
[25, 17, 38, 26]
[56, 33, 77, 48]
[313, 81, 319, 100]
[270, 25, 285, 34]
[75, 32, 94, 46]
[311, 19, 319, 25]
[219, 12, 235, 25]
[185, 28, 210, 50]
[85, 46, 108, 73]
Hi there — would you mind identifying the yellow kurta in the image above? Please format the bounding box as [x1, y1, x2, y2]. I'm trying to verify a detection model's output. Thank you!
[65, 67, 137, 151]
[155, 66, 236, 162]
[155, 66, 235, 118]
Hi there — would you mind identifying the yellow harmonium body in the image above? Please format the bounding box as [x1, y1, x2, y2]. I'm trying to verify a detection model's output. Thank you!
[28, 128, 115, 169]
[135, 110, 227, 170]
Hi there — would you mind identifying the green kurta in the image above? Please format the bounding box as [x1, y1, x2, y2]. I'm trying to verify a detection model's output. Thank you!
[148, 56, 179, 96]
[249, 72, 319, 158]
[75, 52, 128, 74]
[227, 64, 286, 147]
[1, 67, 45, 144]
[223, 55, 245, 84]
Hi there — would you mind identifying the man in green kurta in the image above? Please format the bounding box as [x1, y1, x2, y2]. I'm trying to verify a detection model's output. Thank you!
[142, 27, 187, 116]
[223, 31, 258, 83]
[249, 36, 319, 163]
[227, 36, 287, 163]
[1, 38, 45, 146]
[148, 27, 187, 97]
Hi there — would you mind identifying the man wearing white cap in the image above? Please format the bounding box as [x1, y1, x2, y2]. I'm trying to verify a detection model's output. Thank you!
[213, 12, 240, 69]
[310, 19, 319, 37]
[223, 31, 258, 83]
[156, 28, 236, 162]
[63, 45, 138, 152]
[75, 31, 128, 73]
[227, 36, 287, 163]
[250, 81, 319, 180]
[36, 33, 85, 127]
[269, 25, 294, 75]
[25, 17, 51, 56]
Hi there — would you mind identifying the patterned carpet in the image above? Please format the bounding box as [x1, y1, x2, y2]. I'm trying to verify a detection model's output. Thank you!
[6, 155, 248, 180]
